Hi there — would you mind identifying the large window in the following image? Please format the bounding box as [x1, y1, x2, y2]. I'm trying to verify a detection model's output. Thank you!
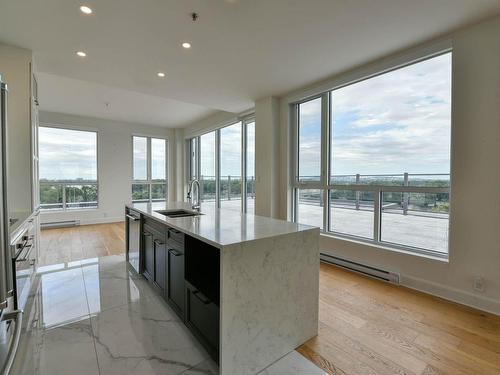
[292, 52, 452, 257]
[132, 136, 167, 202]
[39, 127, 98, 210]
[188, 117, 255, 213]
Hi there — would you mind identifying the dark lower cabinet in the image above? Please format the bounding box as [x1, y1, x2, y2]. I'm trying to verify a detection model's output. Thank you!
[143, 223, 166, 293]
[137, 216, 220, 363]
[153, 235, 167, 292]
[142, 227, 154, 282]
[185, 236, 220, 363]
[167, 240, 185, 319]
[186, 282, 219, 362]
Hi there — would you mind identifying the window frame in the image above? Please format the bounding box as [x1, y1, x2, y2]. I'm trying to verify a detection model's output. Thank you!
[187, 114, 255, 213]
[132, 135, 168, 203]
[39, 125, 99, 211]
[290, 50, 452, 259]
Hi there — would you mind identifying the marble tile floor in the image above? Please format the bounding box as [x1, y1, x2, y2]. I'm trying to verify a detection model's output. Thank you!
[11, 254, 325, 375]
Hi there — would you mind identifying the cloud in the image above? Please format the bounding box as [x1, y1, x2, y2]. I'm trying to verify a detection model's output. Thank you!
[39, 127, 97, 181]
[299, 52, 452, 176]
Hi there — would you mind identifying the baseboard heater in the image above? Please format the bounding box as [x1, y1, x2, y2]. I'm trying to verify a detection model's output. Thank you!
[320, 253, 400, 284]
[41, 220, 80, 229]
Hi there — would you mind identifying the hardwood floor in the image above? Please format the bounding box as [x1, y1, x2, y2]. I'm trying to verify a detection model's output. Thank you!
[39, 222, 125, 266]
[39, 224, 500, 374]
[298, 262, 500, 375]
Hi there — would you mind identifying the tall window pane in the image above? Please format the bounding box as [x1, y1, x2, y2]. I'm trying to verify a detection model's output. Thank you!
[329, 53, 451, 252]
[151, 138, 166, 180]
[246, 122, 255, 214]
[133, 136, 147, 180]
[220, 122, 242, 211]
[298, 97, 322, 182]
[189, 138, 198, 181]
[200, 132, 216, 205]
[330, 53, 451, 181]
[39, 127, 98, 210]
[132, 136, 167, 203]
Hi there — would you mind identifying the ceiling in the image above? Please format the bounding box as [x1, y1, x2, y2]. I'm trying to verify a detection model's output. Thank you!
[37, 72, 215, 127]
[1, 0, 500, 127]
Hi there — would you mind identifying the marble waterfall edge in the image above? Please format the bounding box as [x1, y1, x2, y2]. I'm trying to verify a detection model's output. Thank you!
[219, 228, 320, 375]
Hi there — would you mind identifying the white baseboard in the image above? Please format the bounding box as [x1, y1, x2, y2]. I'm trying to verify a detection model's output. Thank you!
[41, 216, 124, 227]
[79, 217, 124, 225]
[401, 274, 500, 316]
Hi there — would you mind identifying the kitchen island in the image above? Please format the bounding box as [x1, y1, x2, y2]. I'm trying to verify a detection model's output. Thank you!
[125, 202, 319, 375]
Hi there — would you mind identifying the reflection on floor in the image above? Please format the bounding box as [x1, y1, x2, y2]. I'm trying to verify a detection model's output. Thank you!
[11, 255, 325, 375]
[39, 222, 125, 266]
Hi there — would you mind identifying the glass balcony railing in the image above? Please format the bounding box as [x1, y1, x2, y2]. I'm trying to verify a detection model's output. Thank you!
[295, 173, 451, 255]
[40, 181, 98, 210]
[198, 175, 256, 203]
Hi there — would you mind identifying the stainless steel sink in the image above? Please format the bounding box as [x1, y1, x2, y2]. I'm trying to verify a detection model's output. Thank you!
[155, 209, 202, 218]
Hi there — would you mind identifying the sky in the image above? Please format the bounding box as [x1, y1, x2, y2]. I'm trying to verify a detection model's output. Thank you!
[39, 127, 97, 181]
[199, 121, 255, 177]
[133, 136, 166, 180]
[299, 52, 452, 178]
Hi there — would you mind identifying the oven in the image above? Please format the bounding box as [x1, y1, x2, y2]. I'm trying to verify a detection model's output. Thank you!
[11, 222, 35, 311]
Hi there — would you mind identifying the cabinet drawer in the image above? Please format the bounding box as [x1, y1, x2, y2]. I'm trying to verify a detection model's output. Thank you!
[167, 242, 185, 319]
[167, 227, 184, 244]
[186, 283, 219, 362]
[144, 217, 167, 234]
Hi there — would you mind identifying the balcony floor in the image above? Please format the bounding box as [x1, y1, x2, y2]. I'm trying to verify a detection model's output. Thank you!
[215, 199, 448, 254]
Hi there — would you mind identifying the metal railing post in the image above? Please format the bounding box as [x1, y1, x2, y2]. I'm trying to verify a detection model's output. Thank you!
[228, 175, 231, 200]
[62, 183, 66, 210]
[355, 174, 360, 210]
[373, 189, 381, 241]
[403, 172, 409, 215]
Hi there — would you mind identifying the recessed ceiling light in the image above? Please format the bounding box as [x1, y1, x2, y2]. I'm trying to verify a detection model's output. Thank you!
[157, 72, 165, 78]
[80, 5, 92, 14]
[76, 51, 87, 57]
[182, 42, 192, 49]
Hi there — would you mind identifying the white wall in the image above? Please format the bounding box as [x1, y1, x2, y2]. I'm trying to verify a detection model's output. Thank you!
[276, 16, 500, 315]
[39, 111, 173, 225]
[0, 43, 33, 215]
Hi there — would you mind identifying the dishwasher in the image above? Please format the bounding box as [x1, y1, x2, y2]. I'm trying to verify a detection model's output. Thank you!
[126, 209, 141, 273]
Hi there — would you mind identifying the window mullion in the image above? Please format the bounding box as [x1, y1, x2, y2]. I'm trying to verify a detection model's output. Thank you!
[242, 121, 247, 213]
[321, 92, 330, 232]
[215, 129, 221, 208]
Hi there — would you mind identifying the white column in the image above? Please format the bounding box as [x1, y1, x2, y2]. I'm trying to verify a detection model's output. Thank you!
[255, 97, 280, 218]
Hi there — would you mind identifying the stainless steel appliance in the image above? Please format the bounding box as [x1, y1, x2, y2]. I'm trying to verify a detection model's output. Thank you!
[12, 223, 35, 311]
[0, 77, 23, 375]
[126, 208, 141, 273]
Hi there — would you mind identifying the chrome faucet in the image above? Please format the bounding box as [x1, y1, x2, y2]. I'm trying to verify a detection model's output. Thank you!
[187, 179, 201, 211]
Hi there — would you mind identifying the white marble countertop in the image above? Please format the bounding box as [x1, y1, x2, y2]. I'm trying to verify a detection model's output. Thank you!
[127, 201, 317, 247]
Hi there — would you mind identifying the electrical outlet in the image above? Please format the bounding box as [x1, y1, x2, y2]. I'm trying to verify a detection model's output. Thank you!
[473, 276, 485, 293]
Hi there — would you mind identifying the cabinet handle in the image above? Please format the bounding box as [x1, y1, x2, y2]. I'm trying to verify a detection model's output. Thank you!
[193, 290, 211, 305]
[168, 249, 182, 257]
[126, 214, 139, 221]
[143, 232, 152, 237]
[154, 239, 165, 246]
